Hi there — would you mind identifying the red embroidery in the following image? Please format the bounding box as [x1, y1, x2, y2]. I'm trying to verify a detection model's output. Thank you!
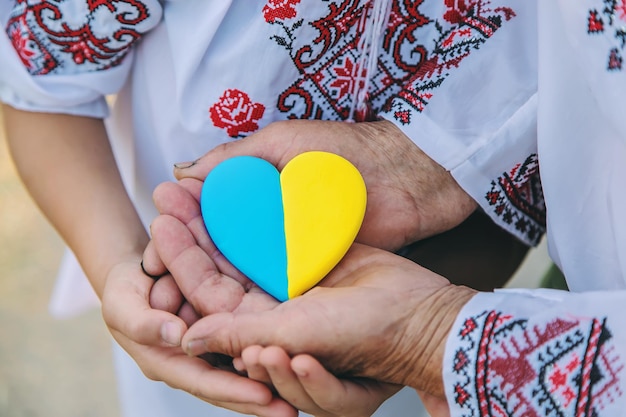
[587, 0, 626, 71]
[588, 9, 605, 33]
[385, 0, 515, 124]
[6, 0, 154, 75]
[210, 89, 266, 138]
[452, 311, 624, 416]
[263, 0, 300, 23]
[6, 6, 57, 75]
[268, 1, 515, 123]
[8, 20, 38, 69]
[485, 154, 545, 246]
[270, 1, 372, 120]
[263, 0, 301, 23]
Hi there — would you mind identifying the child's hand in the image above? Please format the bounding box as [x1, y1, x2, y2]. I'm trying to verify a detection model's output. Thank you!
[237, 345, 401, 417]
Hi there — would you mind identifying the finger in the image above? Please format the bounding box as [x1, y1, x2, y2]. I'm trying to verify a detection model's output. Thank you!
[177, 177, 203, 201]
[258, 347, 322, 414]
[141, 238, 167, 277]
[153, 181, 200, 224]
[151, 214, 246, 315]
[173, 134, 279, 182]
[154, 180, 249, 285]
[173, 120, 333, 181]
[241, 345, 272, 384]
[126, 343, 274, 406]
[102, 269, 187, 348]
[182, 309, 293, 358]
[291, 354, 401, 415]
[149, 274, 184, 313]
[178, 301, 201, 327]
[209, 397, 298, 417]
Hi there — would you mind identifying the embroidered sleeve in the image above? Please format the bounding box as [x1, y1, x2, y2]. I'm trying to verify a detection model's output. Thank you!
[378, 0, 544, 245]
[1, 0, 162, 117]
[445, 290, 626, 417]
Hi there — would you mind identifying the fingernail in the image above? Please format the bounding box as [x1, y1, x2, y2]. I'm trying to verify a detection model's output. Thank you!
[186, 339, 206, 356]
[161, 322, 182, 346]
[173, 160, 197, 169]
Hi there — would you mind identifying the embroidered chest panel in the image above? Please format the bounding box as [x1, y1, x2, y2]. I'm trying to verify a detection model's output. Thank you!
[260, 0, 516, 124]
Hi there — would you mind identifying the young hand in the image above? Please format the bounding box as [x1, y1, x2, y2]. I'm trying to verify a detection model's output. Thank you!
[101, 259, 299, 417]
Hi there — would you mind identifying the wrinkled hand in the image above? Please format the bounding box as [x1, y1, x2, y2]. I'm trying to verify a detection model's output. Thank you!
[173, 119, 476, 250]
[100, 258, 297, 416]
[148, 193, 476, 399]
[176, 244, 475, 397]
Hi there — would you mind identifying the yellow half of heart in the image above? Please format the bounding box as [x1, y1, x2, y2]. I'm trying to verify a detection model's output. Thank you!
[280, 151, 367, 299]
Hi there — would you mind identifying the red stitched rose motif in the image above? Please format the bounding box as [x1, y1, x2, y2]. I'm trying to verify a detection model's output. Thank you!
[210, 89, 266, 138]
[263, 0, 301, 23]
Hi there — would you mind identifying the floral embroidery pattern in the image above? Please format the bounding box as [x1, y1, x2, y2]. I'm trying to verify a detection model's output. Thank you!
[210, 89, 266, 138]
[267, 1, 373, 121]
[385, 0, 515, 125]
[587, 0, 626, 71]
[451, 311, 624, 416]
[485, 154, 545, 246]
[263, 0, 301, 23]
[265, 0, 515, 124]
[6, 0, 156, 75]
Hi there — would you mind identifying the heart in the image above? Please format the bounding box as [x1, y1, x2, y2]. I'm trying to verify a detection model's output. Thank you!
[200, 151, 367, 301]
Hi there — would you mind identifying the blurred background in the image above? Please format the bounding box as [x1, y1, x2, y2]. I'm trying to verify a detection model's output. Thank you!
[0, 108, 552, 416]
[0, 110, 119, 416]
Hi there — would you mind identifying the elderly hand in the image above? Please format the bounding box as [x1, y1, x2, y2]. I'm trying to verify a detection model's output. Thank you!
[147, 189, 476, 400]
[146, 194, 468, 414]
[172, 119, 476, 251]
[175, 243, 475, 398]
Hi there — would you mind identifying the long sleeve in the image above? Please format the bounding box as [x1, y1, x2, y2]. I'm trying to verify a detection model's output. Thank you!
[444, 289, 626, 416]
[378, 0, 543, 246]
[442, 1, 626, 413]
[0, 0, 163, 117]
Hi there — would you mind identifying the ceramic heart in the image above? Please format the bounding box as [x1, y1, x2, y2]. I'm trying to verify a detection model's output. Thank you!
[200, 151, 367, 301]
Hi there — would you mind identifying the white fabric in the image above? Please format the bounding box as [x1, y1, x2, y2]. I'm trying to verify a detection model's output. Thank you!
[441, 0, 626, 415]
[3, 0, 626, 415]
[0, 1, 461, 415]
[538, 0, 626, 291]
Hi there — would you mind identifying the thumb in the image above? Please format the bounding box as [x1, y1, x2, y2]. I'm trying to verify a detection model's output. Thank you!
[103, 289, 188, 348]
[182, 310, 298, 359]
[173, 130, 281, 181]
[173, 120, 329, 181]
